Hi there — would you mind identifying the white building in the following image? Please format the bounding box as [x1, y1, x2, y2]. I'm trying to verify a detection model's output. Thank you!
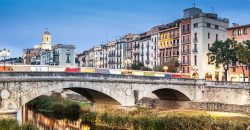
[190, 9, 229, 80]
[139, 27, 160, 69]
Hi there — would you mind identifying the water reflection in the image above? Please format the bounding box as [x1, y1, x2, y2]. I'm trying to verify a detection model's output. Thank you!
[22, 106, 113, 130]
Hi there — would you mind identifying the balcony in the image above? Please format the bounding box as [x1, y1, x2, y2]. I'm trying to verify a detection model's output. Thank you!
[145, 60, 150, 64]
[192, 48, 198, 53]
[182, 40, 190, 44]
[173, 43, 179, 47]
[126, 47, 133, 51]
[182, 49, 191, 54]
[193, 38, 198, 43]
[108, 61, 115, 64]
[182, 61, 190, 65]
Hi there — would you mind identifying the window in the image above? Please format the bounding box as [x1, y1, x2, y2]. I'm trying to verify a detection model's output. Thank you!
[194, 23, 198, 28]
[187, 24, 190, 31]
[208, 44, 210, 50]
[194, 44, 197, 52]
[207, 23, 211, 28]
[187, 35, 190, 43]
[232, 30, 237, 36]
[182, 67, 185, 73]
[182, 35, 185, 43]
[194, 33, 197, 40]
[215, 25, 219, 29]
[194, 55, 197, 65]
[183, 56, 185, 63]
[187, 67, 190, 73]
[66, 55, 70, 63]
[238, 29, 242, 35]
[216, 34, 218, 41]
[233, 67, 236, 72]
[244, 28, 248, 34]
[182, 25, 185, 32]
[208, 33, 210, 39]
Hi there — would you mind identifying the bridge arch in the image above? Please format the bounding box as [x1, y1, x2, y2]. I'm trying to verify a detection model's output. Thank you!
[138, 85, 193, 102]
[20, 81, 124, 107]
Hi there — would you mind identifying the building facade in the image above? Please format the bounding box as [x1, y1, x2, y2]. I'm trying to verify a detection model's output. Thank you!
[77, 7, 229, 81]
[53, 44, 75, 66]
[227, 24, 250, 81]
[24, 29, 76, 67]
[189, 9, 229, 80]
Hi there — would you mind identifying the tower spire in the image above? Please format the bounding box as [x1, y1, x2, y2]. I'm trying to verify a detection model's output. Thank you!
[193, 0, 196, 7]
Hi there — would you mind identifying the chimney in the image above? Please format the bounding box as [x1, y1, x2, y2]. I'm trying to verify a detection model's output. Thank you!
[232, 23, 239, 27]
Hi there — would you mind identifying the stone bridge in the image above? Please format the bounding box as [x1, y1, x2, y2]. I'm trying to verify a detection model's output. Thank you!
[0, 72, 250, 111]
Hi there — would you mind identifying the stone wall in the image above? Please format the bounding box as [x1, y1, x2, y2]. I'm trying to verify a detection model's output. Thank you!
[138, 98, 250, 114]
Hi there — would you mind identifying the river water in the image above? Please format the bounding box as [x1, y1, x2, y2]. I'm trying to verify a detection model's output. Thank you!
[22, 106, 114, 130]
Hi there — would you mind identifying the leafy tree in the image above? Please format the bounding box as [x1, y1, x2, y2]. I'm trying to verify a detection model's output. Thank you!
[154, 58, 180, 73]
[243, 40, 250, 82]
[131, 63, 144, 70]
[208, 39, 237, 81]
[235, 42, 249, 82]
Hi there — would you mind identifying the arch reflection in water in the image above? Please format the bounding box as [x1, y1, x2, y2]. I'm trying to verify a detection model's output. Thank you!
[23, 106, 90, 130]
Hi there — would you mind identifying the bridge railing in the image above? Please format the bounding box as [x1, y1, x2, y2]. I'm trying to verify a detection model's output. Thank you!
[0, 72, 249, 87]
[0, 72, 198, 83]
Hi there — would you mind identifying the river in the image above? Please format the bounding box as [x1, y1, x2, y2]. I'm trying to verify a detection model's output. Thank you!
[22, 106, 115, 130]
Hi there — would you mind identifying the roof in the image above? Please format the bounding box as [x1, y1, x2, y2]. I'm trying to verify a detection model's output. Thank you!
[227, 24, 250, 30]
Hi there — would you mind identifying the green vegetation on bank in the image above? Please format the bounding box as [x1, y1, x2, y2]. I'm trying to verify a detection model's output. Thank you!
[94, 108, 250, 130]
[0, 119, 36, 130]
[27, 95, 92, 120]
[27, 96, 250, 129]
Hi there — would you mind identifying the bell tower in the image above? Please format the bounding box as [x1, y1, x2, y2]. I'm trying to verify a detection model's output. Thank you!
[41, 28, 52, 50]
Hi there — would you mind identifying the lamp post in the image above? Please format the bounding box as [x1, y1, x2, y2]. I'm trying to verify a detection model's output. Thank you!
[192, 65, 199, 79]
[0, 48, 10, 71]
[163, 66, 168, 73]
[125, 59, 131, 69]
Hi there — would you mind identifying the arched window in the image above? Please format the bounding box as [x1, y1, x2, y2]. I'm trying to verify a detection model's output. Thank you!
[243, 28, 248, 34]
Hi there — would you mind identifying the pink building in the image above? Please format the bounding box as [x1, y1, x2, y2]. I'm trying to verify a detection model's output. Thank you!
[227, 24, 250, 81]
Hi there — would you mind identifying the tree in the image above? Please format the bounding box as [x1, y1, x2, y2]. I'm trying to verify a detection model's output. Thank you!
[243, 40, 250, 82]
[131, 62, 144, 70]
[207, 39, 237, 81]
[154, 58, 180, 73]
[235, 42, 249, 82]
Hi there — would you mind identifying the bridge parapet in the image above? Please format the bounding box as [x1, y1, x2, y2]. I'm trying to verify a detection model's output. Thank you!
[0, 72, 249, 88]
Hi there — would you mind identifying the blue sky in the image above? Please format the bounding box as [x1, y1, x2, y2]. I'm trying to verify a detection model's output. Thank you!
[0, 0, 250, 57]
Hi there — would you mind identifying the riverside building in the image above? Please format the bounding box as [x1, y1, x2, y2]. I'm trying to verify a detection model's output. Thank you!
[227, 24, 250, 81]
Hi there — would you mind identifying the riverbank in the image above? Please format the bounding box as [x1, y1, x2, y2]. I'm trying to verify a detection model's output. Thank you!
[26, 96, 250, 129]
[0, 119, 36, 130]
[95, 108, 250, 129]
[27, 95, 92, 120]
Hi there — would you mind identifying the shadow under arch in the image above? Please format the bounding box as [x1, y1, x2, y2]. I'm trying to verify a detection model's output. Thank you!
[65, 88, 121, 105]
[152, 88, 191, 101]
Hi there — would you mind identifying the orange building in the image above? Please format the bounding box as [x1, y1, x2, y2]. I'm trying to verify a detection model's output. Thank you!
[227, 24, 250, 81]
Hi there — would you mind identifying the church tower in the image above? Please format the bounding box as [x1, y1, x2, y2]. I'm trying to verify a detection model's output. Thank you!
[41, 28, 52, 50]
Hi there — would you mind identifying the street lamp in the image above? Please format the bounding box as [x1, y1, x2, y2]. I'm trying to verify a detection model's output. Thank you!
[0, 48, 10, 71]
[125, 59, 131, 69]
[163, 66, 168, 73]
[192, 65, 199, 79]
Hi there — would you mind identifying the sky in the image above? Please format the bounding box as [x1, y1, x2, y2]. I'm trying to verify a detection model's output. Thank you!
[0, 0, 250, 58]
